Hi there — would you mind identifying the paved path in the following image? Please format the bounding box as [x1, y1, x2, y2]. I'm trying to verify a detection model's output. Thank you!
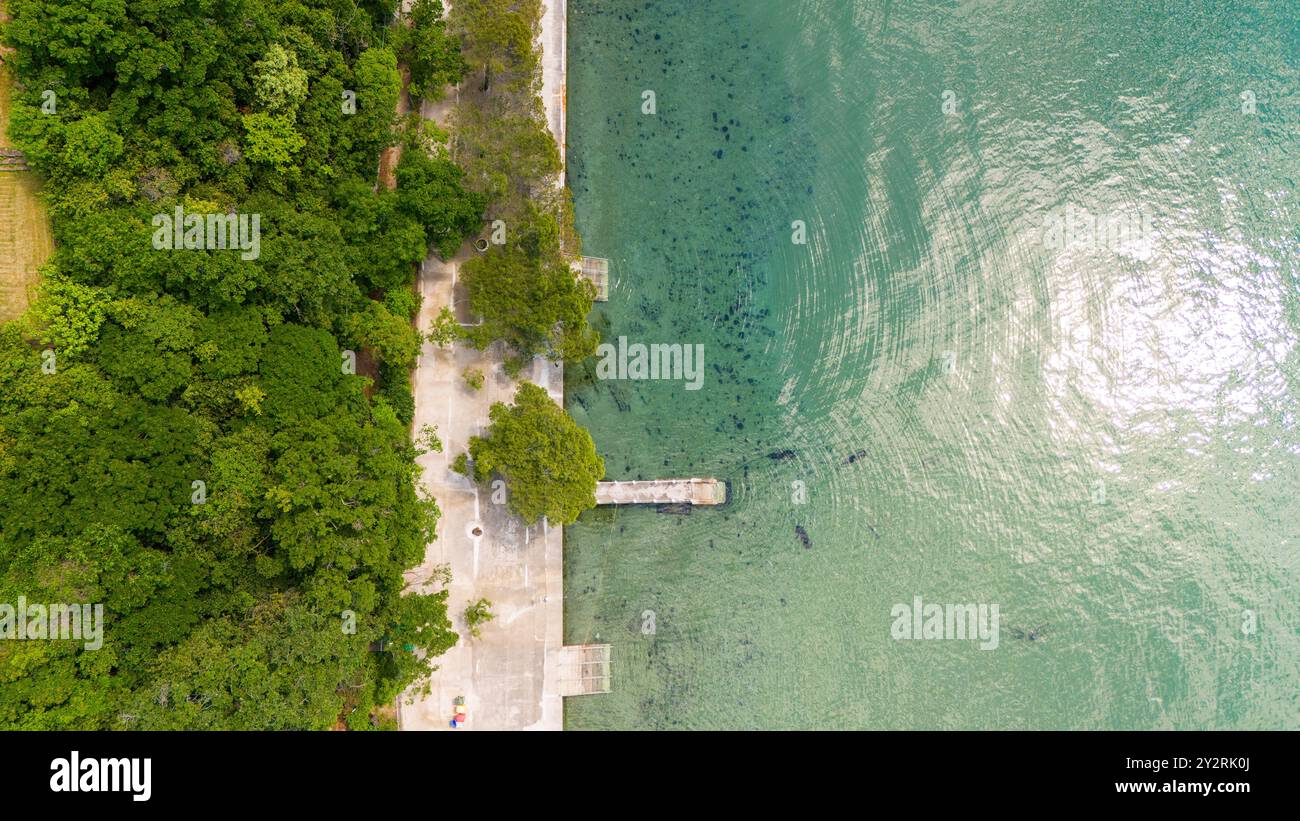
[399, 0, 568, 732]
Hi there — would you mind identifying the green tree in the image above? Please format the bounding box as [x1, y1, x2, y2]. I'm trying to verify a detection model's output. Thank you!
[449, 0, 540, 92]
[124, 595, 368, 730]
[258, 324, 351, 421]
[28, 277, 112, 358]
[468, 383, 603, 525]
[60, 113, 125, 178]
[461, 245, 598, 362]
[0, 0, 130, 86]
[0, 392, 201, 547]
[242, 112, 306, 169]
[342, 300, 423, 372]
[462, 367, 484, 391]
[400, 0, 467, 102]
[96, 294, 202, 402]
[378, 590, 459, 699]
[396, 147, 486, 259]
[352, 47, 401, 157]
[452, 104, 561, 211]
[0, 525, 178, 729]
[252, 45, 310, 117]
[335, 179, 427, 292]
[450, 451, 469, 475]
[462, 598, 494, 638]
[427, 305, 462, 347]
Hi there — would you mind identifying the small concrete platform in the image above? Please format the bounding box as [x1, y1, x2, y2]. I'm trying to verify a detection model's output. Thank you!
[557, 644, 611, 696]
[573, 256, 609, 301]
[595, 478, 727, 506]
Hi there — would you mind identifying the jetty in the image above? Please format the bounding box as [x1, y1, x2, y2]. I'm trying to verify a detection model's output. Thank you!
[595, 478, 727, 506]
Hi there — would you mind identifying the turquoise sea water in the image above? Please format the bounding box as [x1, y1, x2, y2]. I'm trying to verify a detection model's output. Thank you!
[562, 0, 1299, 729]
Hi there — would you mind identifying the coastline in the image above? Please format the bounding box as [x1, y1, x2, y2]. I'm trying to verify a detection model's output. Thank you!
[538, 0, 569, 731]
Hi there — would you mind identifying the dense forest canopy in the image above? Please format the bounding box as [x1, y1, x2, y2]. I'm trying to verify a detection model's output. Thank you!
[0, 0, 480, 730]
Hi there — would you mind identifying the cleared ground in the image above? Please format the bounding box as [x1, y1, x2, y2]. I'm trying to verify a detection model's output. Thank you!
[0, 10, 53, 323]
[0, 175, 52, 322]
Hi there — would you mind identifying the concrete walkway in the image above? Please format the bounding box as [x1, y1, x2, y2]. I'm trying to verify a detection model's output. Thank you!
[399, 0, 568, 732]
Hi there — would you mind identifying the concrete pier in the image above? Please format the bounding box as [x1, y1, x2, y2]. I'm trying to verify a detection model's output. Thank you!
[595, 478, 727, 506]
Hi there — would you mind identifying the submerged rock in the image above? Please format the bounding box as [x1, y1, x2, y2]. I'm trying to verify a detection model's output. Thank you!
[656, 503, 692, 515]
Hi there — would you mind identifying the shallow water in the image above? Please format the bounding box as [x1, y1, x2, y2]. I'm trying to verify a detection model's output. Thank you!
[563, 0, 1299, 729]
